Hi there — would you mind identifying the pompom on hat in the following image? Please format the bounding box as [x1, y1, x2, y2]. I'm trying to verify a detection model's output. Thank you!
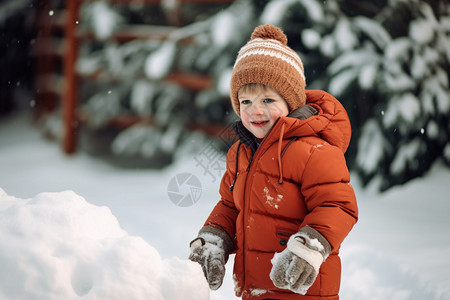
[230, 24, 307, 116]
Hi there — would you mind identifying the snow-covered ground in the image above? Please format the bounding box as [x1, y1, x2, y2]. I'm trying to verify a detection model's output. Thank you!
[1, 111, 449, 300]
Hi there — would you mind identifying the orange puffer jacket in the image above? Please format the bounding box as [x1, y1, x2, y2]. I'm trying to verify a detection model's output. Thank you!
[204, 90, 358, 300]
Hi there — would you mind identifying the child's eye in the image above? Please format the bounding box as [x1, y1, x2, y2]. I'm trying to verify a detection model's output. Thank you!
[240, 100, 251, 105]
[263, 98, 274, 103]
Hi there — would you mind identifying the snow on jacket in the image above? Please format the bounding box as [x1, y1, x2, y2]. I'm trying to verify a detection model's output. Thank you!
[204, 90, 358, 300]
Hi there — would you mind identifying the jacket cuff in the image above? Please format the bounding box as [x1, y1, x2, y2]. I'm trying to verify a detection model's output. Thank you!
[198, 225, 235, 255]
[287, 236, 323, 272]
[298, 226, 332, 260]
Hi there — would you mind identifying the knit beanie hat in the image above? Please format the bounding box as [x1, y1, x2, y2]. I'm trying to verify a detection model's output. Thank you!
[230, 24, 306, 116]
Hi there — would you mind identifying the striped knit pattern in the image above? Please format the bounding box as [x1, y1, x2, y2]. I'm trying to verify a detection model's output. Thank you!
[230, 25, 307, 116]
[234, 38, 305, 82]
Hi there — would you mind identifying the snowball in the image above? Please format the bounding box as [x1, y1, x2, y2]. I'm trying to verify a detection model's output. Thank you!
[0, 190, 209, 300]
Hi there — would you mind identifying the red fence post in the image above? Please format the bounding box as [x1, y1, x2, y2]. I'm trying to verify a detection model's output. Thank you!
[63, 0, 79, 154]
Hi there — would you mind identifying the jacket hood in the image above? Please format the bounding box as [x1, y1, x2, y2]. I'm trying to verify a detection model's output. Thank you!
[277, 90, 352, 153]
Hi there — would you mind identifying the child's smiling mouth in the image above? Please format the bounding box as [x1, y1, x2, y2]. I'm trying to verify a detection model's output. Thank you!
[251, 120, 269, 127]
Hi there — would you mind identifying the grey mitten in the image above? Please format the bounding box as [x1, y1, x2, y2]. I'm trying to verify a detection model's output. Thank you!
[189, 226, 234, 290]
[270, 226, 331, 295]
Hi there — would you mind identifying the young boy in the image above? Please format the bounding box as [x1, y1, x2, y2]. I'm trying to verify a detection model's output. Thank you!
[189, 24, 358, 300]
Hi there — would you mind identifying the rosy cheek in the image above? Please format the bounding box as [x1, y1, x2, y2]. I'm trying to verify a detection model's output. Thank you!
[240, 113, 250, 128]
[240, 111, 247, 121]
[274, 107, 288, 118]
[270, 111, 281, 120]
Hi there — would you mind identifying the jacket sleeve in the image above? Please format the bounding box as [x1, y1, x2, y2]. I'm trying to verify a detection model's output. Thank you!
[299, 144, 358, 253]
[202, 144, 240, 250]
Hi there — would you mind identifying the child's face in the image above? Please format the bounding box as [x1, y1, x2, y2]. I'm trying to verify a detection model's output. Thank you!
[238, 85, 289, 139]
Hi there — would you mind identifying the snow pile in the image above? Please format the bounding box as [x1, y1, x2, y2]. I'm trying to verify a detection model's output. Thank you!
[0, 188, 209, 300]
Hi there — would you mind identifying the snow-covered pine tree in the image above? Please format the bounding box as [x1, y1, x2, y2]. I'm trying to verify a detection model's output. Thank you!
[325, 9, 390, 171]
[374, 0, 450, 190]
[328, 0, 450, 190]
[260, 0, 450, 190]
[76, 0, 253, 163]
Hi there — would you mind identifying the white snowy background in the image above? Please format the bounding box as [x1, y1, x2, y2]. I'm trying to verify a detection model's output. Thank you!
[1, 110, 449, 300]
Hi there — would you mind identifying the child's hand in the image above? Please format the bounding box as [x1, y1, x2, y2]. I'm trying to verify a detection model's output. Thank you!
[189, 226, 235, 291]
[189, 237, 226, 290]
[270, 230, 330, 295]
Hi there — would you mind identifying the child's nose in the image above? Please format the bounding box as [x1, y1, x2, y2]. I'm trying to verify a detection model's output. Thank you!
[250, 103, 264, 115]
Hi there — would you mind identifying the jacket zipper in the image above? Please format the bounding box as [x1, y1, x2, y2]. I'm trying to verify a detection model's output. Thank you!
[241, 120, 285, 293]
[242, 149, 258, 292]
